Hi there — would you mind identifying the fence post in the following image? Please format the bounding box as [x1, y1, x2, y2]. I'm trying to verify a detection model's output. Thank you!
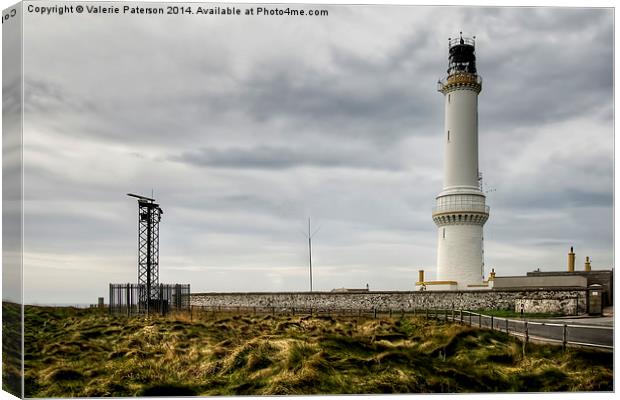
[562, 324, 567, 350]
[525, 321, 529, 343]
[490, 316, 494, 330]
[413, 307, 416, 316]
[159, 284, 163, 315]
[126, 284, 130, 317]
[478, 314, 482, 328]
[374, 308, 377, 319]
[451, 309, 455, 322]
[460, 310, 463, 324]
[469, 311, 472, 325]
[401, 309, 405, 318]
[426, 308, 429, 319]
[505, 318, 509, 333]
[389, 309, 392, 318]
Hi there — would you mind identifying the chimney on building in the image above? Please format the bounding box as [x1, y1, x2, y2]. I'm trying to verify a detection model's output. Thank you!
[488, 268, 496, 281]
[418, 269, 425, 283]
[585, 256, 591, 272]
[568, 246, 575, 272]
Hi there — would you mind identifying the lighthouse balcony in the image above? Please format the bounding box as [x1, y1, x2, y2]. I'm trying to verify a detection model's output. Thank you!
[432, 203, 489, 215]
[449, 36, 476, 47]
[437, 73, 482, 93]
[432, 208, 489, 227]
[432, 201, 490, 226]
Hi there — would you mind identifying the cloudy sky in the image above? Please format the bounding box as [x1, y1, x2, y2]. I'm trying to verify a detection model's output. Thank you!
[9, 3, 614, 304]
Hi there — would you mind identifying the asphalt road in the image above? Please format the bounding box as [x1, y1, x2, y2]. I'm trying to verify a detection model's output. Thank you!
[452, 313, 613, 349]
[526, 321, 612, 348]
[535, 316, 613, 327]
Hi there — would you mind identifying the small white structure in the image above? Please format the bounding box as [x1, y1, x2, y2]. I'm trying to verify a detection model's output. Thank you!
[420, 34, 490, 291]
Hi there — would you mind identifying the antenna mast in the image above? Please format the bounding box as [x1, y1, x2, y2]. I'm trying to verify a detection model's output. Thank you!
[308, 218, 312, 292]
[303, 217, 321, 292]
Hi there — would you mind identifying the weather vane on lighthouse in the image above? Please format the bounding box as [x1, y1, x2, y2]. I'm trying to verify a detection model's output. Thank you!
[422, 33, 490, 291]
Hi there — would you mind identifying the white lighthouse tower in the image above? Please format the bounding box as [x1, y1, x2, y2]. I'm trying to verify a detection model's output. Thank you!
[426, 34, 490, 291]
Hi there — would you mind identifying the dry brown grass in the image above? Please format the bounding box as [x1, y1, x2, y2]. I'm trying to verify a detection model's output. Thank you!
[23, 306, 613, 397]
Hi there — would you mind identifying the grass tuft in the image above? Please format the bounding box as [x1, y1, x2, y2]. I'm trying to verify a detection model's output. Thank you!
[139, 383, 199, 396]
[45, 368, 83, 382]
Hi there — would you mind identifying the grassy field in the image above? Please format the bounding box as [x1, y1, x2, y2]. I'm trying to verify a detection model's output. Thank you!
[2, 302, 22, 397]
[23, 306, 612, 397]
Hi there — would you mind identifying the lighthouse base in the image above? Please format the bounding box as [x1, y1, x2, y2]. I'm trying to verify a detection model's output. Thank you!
[435, 223, 485, 289]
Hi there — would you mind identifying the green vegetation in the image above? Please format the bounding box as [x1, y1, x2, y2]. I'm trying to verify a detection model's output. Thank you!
[24, 306, 612, 397]
[2, 302, 22, 397]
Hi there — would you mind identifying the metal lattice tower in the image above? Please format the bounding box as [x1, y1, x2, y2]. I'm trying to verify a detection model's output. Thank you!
[127, 193, 163, 311]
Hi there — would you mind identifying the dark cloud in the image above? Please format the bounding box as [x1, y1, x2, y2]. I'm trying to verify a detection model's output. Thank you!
[2, 78, 22, 116]
[498, 188, 612, 210]
[24, 79, 97, 114]
[474, 8, 613, 131]
[171, 145, 403, 170]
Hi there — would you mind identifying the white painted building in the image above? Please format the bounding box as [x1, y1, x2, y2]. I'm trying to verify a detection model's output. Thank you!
[418, 35, 490, 291]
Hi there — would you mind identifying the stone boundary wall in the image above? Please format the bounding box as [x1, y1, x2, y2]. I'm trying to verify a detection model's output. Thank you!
[515, 299, 578, 315]
[191, 288, 588, 315]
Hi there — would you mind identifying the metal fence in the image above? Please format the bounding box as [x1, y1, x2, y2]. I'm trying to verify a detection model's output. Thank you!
[441, 310, 612, 351]
[109, 283, 190, 316]
[189, 305, 613, 351]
